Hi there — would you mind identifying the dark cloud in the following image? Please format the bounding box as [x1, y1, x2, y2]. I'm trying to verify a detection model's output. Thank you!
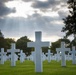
[22, 0, 33, 2]
[22, 0, 67, 12]
[31, 0, 67, 11]
[0, 4, 15, 17]
[0, 0, 13, 3]
[0, 0, 16, 18]
[0, 0, 68, 41]
[0, 12, 64, 39]
[58, 10, 69, 19]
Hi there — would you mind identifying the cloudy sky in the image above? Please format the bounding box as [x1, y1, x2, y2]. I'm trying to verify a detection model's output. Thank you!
[0, 0, 73, 42]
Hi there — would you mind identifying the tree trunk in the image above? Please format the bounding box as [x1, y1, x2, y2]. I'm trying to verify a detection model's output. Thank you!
[74, 34, 76, 49]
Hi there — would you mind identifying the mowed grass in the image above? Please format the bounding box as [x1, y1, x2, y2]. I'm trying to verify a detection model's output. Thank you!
[0, 60, 76, 75]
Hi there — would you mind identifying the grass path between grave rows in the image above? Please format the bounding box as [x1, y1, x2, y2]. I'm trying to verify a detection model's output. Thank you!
[0, 60, 76, 75]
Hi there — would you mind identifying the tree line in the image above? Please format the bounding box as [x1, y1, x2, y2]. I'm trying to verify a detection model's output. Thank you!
[0, 30, 75, 56]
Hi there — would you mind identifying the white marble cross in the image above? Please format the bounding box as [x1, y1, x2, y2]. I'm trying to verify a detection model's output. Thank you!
[18, 50, 25, 63]
[46, 49, 53, 63]
[30, 51, 35, 62]
[56, 42, 70, 67]
[56, 49, 61, 62]
[27, 31, 50, 72]
[70, 46, 76, 64]
[7, 43, 20, 66]
[42, 52, 46, 61]
[0, 48, 5, 64]
[65, 53, 70, 61]
[4, 52, 7, 62]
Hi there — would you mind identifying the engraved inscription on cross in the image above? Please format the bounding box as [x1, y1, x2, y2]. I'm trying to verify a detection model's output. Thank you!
[27, 31, 50, 72]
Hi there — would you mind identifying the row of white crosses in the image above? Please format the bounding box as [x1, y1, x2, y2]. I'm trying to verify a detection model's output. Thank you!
[42, 52, 46, 61]
[7, 43, 20, 66]
[27, 31, 71, 72]
[56, 49, 61, 62]
[0, 48, 9, 64]
[31, 51, 36, 62]
[46, 49, 53, 63]
[18, 50, 26, 63]
[56, 42, 76, 66]
[0, 48, 5, 64]
[0, 45, 26, 66]
[0, 31, 76, 73]
[70, 46, 76, 64]
[56, 42, 70, 67]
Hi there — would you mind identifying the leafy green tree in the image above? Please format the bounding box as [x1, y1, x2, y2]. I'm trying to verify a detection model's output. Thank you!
[71, 39, 75, 45]
[0, 30, 15, 52]
[62, 0, 76, 39]
[16, 36, 32, 56]
[0, 30, 5, 49]
[42, 47, 49, 54]
[5, 38, 15, 51]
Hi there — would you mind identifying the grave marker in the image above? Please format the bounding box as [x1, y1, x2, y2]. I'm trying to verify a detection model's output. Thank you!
[27, 31, 50, 72]
[18, 50, 25, 63]
[46, 49, 53, 63]
[7, 43, 20, 66]
[0, 48, 5, 64]
[70, 46, 76, 64]
[56, 42, 70, 67]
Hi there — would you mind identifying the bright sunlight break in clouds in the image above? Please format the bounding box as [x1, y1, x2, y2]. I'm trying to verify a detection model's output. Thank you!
[0, 0, 73, 43]
[5, 1, 35, 18]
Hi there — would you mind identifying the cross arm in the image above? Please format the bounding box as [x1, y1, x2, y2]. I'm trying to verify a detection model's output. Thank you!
[27, 42, 36, 47]
[65, 48, 70, 52]
[7, 49, 11, 52]
[41, 42, 50, 47]
[56, 48, 61, 52]
[16, 49, 20, 52]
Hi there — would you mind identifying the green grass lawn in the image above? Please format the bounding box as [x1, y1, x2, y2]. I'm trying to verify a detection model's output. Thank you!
[0, 60, 76, 75]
